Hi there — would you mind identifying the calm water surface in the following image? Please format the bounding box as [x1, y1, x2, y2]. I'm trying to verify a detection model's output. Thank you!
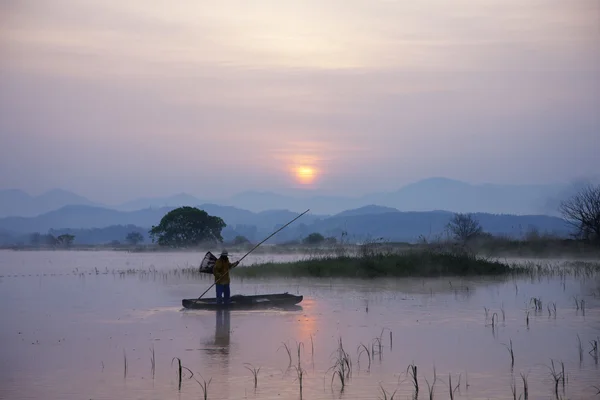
[0, 250, 599, 400]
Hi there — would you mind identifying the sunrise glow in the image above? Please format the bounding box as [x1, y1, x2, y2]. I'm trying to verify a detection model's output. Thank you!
[295, 166, 316, 185]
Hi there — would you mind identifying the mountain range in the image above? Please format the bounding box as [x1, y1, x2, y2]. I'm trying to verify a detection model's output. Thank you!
[0, 177, 580, 218]
[0, 202, 572, 246]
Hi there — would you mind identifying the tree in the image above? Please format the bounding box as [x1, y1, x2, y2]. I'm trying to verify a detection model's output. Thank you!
[126, 232, 144, 245]
[559, 184, 600, 243]
[29, 233, 42, 246]
[149, 206, 226, 247]
[303, 232, 325, 245]
[447, 213, 483, 243]
[56, 234, 75, 247]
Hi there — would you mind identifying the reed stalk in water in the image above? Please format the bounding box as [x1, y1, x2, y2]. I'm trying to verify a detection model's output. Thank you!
[244, 363, 261, 389]
[150, 345, 155, 379]
[577, 334, 584, 364]
[547, 359, 563, 397]
[379, 383, 397, 400]
[520, 372, 529, 400]
[425, 366, 437, 400]
[194, 375, 212, 400]
[278, 342, 293, 369]
[327, 337, 352, 391]
[502, 339, 515, 369]
[171, 357, 194, 391]
[357, 343, 371, 372]
[123, 349, 128, 378]
[406, 363, 419, 395]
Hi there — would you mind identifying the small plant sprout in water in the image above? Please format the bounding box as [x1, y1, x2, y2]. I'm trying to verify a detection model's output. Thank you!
[501, 303, 506, 323]
[357, 343, 372, 372]
[194, 374, 212, 400]
[150, 345, 155, 379]
[547, 359, 564, 397]
[449, 373, 461, 400]
[502, 339, 515, 369]
[278, 341, 293, 369]
[327, 337, 352, 392]
[530, 297, 542, 312]
[425, 366, 437, 400]
[171, 357, 194, 391]
[244, 363, 261, 389]
[405, 362, 419, 395]
[484, 307, 489, 321]
[590, 338, 599, 364]
[379, 383, 397, 400]
[577, 334, 584, 364]
[123, 349, 128, 378]
[520, 372, 529, 400]
[548, 302, 557, 318]
[293, 364, 305, 399]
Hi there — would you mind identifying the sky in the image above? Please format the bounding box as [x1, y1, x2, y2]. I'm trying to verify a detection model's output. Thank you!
[0, 0, 599, 204]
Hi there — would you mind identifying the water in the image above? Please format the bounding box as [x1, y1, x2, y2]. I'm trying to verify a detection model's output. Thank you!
[0, 250, 598, 400]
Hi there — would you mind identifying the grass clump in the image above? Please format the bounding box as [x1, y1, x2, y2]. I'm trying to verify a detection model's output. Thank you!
[233, 249, 521, 279]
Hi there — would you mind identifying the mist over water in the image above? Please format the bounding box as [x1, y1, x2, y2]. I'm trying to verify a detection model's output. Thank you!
[1, 250, 598, 400]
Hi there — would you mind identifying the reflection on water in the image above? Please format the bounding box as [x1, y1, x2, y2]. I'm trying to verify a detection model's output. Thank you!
[0, 250, 599, 400]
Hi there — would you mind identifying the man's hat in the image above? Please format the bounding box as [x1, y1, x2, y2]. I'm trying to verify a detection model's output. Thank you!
[220, 249, 228, 256]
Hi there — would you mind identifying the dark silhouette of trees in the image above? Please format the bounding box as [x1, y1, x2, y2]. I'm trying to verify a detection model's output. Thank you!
[447, 213, 483, 243]
[56, 234, 75, 247]
[149, 206, 226, 247]
[126, 232, 144, 245]
[303, 232, 325, 245]
[559, 184, 600, 243]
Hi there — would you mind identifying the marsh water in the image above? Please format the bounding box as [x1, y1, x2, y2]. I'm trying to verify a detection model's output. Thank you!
[0, 250, 598, 400]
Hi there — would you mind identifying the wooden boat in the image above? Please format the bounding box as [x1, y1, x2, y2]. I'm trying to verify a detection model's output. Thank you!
[182, 292, 303, 310]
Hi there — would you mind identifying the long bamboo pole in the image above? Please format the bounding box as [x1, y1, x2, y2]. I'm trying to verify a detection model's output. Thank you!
[197, 209, 310, 300]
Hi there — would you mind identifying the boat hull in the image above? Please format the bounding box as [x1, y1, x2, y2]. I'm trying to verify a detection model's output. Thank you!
[182, 292, 303, 310]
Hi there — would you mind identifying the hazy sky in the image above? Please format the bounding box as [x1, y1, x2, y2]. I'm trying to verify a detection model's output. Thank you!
[1, 0, 599, 204]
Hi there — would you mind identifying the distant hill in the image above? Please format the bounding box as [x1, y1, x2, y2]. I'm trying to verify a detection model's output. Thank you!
[279, 210, 572, 243]
[0, 201, 572, 245]
[114, 193, 204, 211]
[228, 178, 567, 215]
[334, 205, 400, 217]
[0, 203, 325, 238]
[0, 189, 98, 218]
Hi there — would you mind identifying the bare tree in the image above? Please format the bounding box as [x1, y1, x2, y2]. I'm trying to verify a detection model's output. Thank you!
[447, 213, 483, 243]
[559, 184, 600, 243]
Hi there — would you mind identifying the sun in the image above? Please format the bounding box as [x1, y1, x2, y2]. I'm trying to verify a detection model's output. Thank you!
[295, 166, 316, 185]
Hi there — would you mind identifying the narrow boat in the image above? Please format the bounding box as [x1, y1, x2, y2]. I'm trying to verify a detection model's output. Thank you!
[182, 292, 303, 310]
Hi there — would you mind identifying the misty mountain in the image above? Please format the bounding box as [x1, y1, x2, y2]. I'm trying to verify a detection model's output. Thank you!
[114, 193, 205, 211]
[0, 203, 324, 237]
[0, 201, 572, 246]
[277, 210, 571, 243]
[227, 178, 567, 215]
[0, 189, 98, 218]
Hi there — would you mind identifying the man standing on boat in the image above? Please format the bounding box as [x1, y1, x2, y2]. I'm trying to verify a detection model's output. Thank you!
[213, 250, 239, 304]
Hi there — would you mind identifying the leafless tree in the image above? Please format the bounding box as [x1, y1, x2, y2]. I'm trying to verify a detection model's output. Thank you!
[559, 184, 600, 243]
[447, 213, 483, 243]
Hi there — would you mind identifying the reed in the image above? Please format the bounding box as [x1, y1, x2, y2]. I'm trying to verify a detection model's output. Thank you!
[547, 359, 564, 397]
[510, 378, 517, 400]
[328, 337, 352, 391]
[502, 339, 515, 369]
[590, 338, 598, 364]
[425, 366, 437, 400]
[406, 363, 419, 394]
[357, 343, 372, 372]
[448, 373, 461, 400]
[194, 375, 212, 400]
[484, 307, 490, 321]
[310, 334, 315, 361]
[574, 296, 580, 310]
[293, 365, 305, 399]
[581, 300, 585, 316]
[278, 342, 293, 369]
[547, 302, 557, 318]
[526, 311, 530, 328]
[520, 372, 529, 400]
[171, 357, 194, 390]
[150, 345, 155, 379]
[244, 363, 261, 389]
[123, 349, 128, 378]
[577, 334, 584, 363]
[501, 303, 506, 323]
[379, 383, 397, 400]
